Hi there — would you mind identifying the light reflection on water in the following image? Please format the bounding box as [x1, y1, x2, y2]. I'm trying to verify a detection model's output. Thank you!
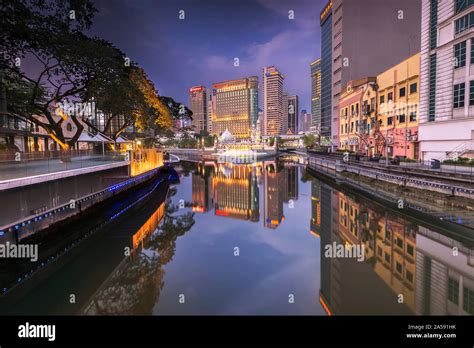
[1, 158, 473, 316]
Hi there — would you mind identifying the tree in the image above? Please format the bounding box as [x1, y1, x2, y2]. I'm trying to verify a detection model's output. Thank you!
[0, 1, 134, 153]
[159, 96, 193, 130]
[302, 134, 317, 149]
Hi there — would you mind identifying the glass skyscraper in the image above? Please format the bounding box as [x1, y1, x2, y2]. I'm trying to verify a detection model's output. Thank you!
[320, 1, 332, 138]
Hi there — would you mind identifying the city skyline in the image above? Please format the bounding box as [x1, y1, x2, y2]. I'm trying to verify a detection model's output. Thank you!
[88, 0, 324, 113]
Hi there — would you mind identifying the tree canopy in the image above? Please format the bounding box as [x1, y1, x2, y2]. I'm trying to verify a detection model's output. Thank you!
[1, 0, 180, 150]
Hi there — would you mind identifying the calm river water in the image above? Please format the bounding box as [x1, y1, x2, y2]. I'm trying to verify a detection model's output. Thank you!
[1, 157, 473, 315]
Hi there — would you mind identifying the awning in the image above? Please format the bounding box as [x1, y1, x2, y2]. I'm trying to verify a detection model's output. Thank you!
[77, 132, 99, 142]
[115, 136, 133, 143]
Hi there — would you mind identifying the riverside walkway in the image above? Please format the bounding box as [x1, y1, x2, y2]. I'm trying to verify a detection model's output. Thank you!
[0, 152, 129, 190]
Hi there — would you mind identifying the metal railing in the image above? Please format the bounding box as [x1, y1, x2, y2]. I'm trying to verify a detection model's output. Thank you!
[0, 150, 128, 182]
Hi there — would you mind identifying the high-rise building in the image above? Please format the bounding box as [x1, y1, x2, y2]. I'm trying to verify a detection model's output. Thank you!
[320, 0, 421, 149]
[207, 91, 214, 134]
[286, 95, 299, 135]
[418, 0, 474, 161]
[310, 59, 322, 129]
[189, 86, 207, 134]
[211, 76, 258, 139]
[283, 93, 289, 134]
[300, 109, 312, 133]
[262, 66, 285, 136]
[320, 2, 333, 141]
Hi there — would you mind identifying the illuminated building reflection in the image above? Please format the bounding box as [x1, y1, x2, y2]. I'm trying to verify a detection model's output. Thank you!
[317, 182, 474, 315]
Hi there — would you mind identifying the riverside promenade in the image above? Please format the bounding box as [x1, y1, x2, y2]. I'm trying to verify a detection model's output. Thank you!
[300, 151, 474, 231]
[0, 149, 164, 242]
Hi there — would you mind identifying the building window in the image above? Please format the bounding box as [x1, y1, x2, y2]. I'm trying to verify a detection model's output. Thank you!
[464, 286, 474, 314]
[469, 80, 474, 106]
[396, 262, 403, 273]
[399, 114, 406, 123]
[387, 117, 393, 125]
[448, 278, 459, 304]
[454, 41, 466, 68]
[380, 95, 385, 104]
[430, 0, 438, 49]
[455, 12, 474, 34]
[471, 39, 474, 64]
[410, 83, 417, 94]
[453, 83, 465, 108]
[456, 0, 474, 13]
[429, 54, 437, 121]
[388, 92, 393, 101]
[399, 87, 406, 97]
[409, 112, 417, 122]
[406, 270, 413, 283]
[407, 243, 414, 256]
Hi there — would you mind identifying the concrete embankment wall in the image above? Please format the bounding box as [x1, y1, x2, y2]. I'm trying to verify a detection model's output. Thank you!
[307, 157, 474, 200]
[0, 166, 164, 244]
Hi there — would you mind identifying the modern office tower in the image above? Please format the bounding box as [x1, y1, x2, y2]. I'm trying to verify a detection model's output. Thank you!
[211, 76, 258, 139]
[310, 59, 322, 129]
[283, 93, 289, 134]
[286, 95, 299, 135]
[320, 2, 333, 141]
[207, 91, 214, 134]
[320, 0, 421, 149]
[300, 109, 312, 133]
[262, 66, 285, 136]
[189, 86, 207, 133]
[258, 109, 264, 135]
[418, 0, 474, 161]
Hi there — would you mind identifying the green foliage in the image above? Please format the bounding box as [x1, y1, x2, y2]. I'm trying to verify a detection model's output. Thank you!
[302, 134, 317, 149]
[443, 157, 474, 166]
[203, 135, 215, 147]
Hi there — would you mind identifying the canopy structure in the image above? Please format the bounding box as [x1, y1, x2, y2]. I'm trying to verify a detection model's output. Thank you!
[95, 133, 114, 142]
[76, 131, 113, 143]
[77, 132, 100, 143]
[115, 136, 133, 143]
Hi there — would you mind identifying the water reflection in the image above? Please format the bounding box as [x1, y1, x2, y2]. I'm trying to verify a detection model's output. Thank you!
[317, 181, 474, 315]
[1, 158, 473, 316]
[190, 160, 300, 228]
[82, 188, 195, 315]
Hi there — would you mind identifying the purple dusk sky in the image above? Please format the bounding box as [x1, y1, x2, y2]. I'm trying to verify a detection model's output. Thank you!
[89, 0, 325, 113]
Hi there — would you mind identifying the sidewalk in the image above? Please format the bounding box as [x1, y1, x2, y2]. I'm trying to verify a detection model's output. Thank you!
[0, 155, 125, 182]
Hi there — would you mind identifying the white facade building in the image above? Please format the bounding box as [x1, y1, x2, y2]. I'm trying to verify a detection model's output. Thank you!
[419, 0, 474, 161]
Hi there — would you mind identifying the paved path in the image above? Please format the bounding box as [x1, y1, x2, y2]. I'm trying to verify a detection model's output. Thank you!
[0, 156, 124, 181]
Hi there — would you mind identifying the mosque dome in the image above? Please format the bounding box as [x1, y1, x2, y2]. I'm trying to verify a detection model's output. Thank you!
[220, 129, 234, 143]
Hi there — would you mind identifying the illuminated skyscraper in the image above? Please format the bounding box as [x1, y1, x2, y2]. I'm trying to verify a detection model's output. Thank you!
[310, 59, 321, 129]
[189, 86, 207, 133]
[286, 95, 299, 135]
[262, 66, 284, 136]
[211, 76, 258, 139]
